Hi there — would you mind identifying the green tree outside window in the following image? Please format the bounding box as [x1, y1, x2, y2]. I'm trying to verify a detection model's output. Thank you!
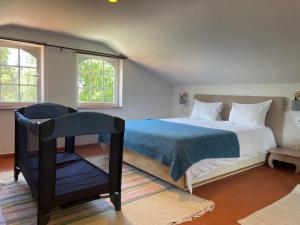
[0, 47, 39, 103]
[78, 58, 116, 104]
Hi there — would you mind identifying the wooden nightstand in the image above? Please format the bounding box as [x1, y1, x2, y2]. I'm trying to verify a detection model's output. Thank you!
[268, 147, 300, 174]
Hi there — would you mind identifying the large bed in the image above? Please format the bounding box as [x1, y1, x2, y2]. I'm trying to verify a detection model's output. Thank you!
[101, 95, 286, 192]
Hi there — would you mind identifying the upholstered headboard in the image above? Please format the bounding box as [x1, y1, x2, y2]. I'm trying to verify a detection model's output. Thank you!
[194, 95, 286, 146]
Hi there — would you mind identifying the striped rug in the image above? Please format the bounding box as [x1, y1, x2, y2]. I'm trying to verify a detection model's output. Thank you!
[0, 156, 214, 225]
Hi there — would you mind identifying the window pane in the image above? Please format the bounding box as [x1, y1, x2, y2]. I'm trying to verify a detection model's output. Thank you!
[0, 85, 19, 102]
[20, 49, 37, 67]
[0, 66, 18, 84]
[103, 89, 114, 103]
[91, 73, 103, 103]
[0, 48, 10, 65]
[0, 47, 18, 66]
[20, 68, 38, 85]
[80, 59, 91, 73]
[78, 73, 91, 102]
[104, 74, 115, 90]
[103, 61, 115, 90]
[91, 89, 103, 102]
[91, 59, 103, 74]
[20, 86, 37, 102]
[78, 86, 90, 102]
[91, 73, 103, 90]
[104, 61, 115, 76]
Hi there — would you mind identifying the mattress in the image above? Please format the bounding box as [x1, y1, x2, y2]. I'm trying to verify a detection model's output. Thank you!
[162, 118, 277, 192]
[27, 153, 109, 197]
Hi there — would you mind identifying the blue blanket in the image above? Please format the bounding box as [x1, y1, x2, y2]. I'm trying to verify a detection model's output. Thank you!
[99, 119, 240, 181]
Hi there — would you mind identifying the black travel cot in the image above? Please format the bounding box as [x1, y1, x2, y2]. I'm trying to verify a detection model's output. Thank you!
[14, 103, 125, 225]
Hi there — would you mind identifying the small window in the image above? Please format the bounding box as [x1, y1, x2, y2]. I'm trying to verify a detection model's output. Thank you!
[0, 40, 43, 108]
[77, 54, 122, 108]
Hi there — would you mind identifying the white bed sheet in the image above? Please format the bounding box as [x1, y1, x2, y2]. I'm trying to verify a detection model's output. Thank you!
[162, 118, 277, 193]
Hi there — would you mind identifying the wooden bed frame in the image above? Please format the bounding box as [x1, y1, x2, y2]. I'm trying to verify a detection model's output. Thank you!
[122, 95, 286, 190]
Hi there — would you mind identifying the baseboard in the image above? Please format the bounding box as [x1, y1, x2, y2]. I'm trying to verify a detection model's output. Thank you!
[72, 143, 98, 150]
[0, 153, 14, 159]
[0, 143, 99, 159]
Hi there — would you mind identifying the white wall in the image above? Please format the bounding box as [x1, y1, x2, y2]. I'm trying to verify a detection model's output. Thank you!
[0, 26, 172, 154]
[172, 83, 300, 148]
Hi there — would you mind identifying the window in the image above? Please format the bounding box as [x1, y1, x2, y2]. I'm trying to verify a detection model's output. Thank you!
[77, 54, 122, 108]
[0, 40, 43, 108]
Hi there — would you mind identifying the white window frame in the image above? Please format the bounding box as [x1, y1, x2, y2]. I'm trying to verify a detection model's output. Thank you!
[0, 40, 44, 109]
[76, 54, 123, 109]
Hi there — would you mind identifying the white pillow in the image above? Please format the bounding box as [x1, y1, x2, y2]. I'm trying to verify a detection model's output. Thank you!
[190, 100, 223, 121]
[228, 100, 272, 127]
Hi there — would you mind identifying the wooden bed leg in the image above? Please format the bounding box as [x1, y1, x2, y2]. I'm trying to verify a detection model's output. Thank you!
[110, 192, 121, 211]
[37, 211, 50, 225]
[268, 154, 275, 169]
[14, 167, 20, 182]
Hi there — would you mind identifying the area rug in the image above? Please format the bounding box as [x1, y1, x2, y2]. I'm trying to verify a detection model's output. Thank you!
[0, 156, 214, 225]
[238, 185, 300, 225]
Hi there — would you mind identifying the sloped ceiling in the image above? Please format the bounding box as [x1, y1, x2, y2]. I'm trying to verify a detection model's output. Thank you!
[0, 0, 300, 85]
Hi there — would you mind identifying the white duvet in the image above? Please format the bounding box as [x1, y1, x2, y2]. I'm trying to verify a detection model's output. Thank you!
[162, 118, 277, 193]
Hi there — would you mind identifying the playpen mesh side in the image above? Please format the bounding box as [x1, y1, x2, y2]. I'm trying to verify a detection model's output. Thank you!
[27, 127, 40, 182]
[16, 121, 41, 187]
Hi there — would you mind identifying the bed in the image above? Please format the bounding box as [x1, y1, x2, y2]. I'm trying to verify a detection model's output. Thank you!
[100, 95, 286, 192]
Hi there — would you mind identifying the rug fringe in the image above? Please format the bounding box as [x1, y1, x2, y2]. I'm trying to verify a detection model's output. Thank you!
[169, 200, 215, 225]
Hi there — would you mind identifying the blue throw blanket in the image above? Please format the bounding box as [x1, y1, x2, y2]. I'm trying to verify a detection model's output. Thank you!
[99, 119, 240, 181]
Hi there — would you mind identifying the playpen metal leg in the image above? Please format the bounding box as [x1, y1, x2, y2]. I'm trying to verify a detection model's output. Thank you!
[109, 132, 124, 211]
[65, 136, 75, 153]
[37, 211, 51, 225]
[37, 139, 56, 225]
[110, 192, 121, 210]
[14, 167, 20, 182]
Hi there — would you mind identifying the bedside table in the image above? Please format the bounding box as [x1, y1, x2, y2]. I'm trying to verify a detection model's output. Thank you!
[268, 147, 300, 174]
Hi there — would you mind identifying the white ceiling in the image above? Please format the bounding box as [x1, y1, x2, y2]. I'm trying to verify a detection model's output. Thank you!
[0, 0, 300, 85]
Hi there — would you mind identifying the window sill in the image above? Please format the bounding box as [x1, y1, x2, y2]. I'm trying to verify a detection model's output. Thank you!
[76, 104, 123, 109]
[0, 103, 35, 110]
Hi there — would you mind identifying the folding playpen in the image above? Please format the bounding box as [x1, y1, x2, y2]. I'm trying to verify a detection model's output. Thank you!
[14, 103, 125, 225]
